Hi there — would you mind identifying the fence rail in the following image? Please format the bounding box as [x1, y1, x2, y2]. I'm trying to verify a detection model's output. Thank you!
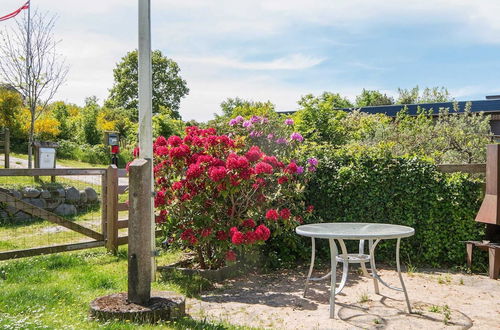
[0, 166, 129, 260]
[0, 128, 10, 168]
[436, 163, 486, 174]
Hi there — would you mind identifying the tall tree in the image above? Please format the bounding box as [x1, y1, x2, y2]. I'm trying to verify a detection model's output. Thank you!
[0, 86, 22, 128]
[355, 89, 394, 107]
[0, 10, 68, 167]
[105, 50, 189, 121]
[219, 97, 275, 118]
[397, 86, 453, 104]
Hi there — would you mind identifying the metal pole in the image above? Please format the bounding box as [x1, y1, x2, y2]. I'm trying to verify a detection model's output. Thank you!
[138, 0, 155, 280]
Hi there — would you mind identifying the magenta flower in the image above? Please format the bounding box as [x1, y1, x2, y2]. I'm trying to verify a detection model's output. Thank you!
[296, 166, 304, 174]
[290, 132, 304, 142]
[229, 119, 238, 126]
[267, 133, 274, 140]
[242, 120, 252, 128]
[234, 115, 244, 123]
[250, 116, 261, 124]
[284, 118, 294, 125]
[275, 138, 287, 144]
[307, 157, 318, 166]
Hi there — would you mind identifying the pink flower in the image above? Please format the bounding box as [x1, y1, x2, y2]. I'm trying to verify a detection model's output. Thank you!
[245, 146, 263, 162]
[167, 135, 183, 147]
[172, 181, 183, 190]
[255, 162, 273, 174]
[286, 162, 298, 174]
[155, 146, 169, 156]
[266, 209, 279, 221]
[284, 118, 294, 125]
[277, 176, 288, 184]
[216, 230, 228, 241]
[201, 228, 212, 237]
[242, 219, 256, 228]
[186, 163, 203, 179]
[208, 166, 227, 182]
[290, 132, 304, 142]
[154, 137, 167, 146]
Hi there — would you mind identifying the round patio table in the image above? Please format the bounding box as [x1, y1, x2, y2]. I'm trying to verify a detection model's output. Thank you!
[296, 223, 415, 319]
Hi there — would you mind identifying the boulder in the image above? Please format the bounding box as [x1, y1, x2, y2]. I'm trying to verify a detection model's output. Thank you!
[22, 198, 47, 209]
[65, 187, 80, 203]
[54, 203, 77, 217]
[84, 187, 98, 203]
[40, 190, 51, 199]
[9, 189, 22, 200]
[79, 190, 88, 203]
[22, 187, 40, 198]
[15, 211, 33, 222]
[51, 188, 66, 198]
[45, 199, 62, 210]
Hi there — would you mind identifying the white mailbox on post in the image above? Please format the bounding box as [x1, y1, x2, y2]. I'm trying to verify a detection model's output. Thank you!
[39, 147, 56, 169]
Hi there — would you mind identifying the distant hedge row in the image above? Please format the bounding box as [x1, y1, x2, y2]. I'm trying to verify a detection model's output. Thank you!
[300, 146, 484, 267]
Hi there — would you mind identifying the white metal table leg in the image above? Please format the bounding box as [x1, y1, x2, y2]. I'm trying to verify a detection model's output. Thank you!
[369, 239, 380, 294]
[396, 238, 412, 313]
[359, 240, 370, 276]
[303, 237, 315, 297]
[336, 239, 349, 293]
[329, 238, 338, 319]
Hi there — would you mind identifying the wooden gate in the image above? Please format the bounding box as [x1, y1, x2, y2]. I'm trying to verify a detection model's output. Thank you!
[0, 166, 129, 260]
[0, 128, 10, 168]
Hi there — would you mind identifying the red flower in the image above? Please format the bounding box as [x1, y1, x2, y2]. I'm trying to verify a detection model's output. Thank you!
[201, 228, 212, 237]
[245, 146, 263, 162]
[307, 205, 314, 213]
[255, 162, 273, 174]
[133, 146, 141, 157]
[295, 215, 304, 224]
[231, 231, 245, 245]
[155, 146, 169, 156]
[169, 144, 190, 159]
[167, 135, 182, 147]
[263, 155, 279, 167]
[286, 162, 298, 174]
[154, 190, 166, 207]
[216, 230, 228, 241]
[225, 250, 237, 261]
[255, 224, 271, 241]
[242, 219, 256, 228]
[180, 229, 195, 240]
[229, 226, 238, 236]
[180, 193, 191, 201]
[172, 181, 183, 190]
[279, 208, 291, 220]
[244, 231, 258, 244]
[277, 176, 288, 184]
[186, 163, 203, 179]
[265, 209, 279, 221]
[154, 136, 167, 146]
[208, 166, 227, 182]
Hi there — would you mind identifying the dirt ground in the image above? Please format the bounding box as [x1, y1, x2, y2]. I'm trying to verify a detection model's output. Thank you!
[187, 266, 500, 329]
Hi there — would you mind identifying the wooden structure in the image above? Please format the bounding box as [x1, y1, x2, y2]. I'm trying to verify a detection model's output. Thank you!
[0, 128, 10, 168]
[0, 166, 129, 260]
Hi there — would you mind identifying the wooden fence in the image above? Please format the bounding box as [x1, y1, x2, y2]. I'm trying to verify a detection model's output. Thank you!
[0, 128, 10, 168]
[436, 163, 486, 174]
[0, 166, 129, 260]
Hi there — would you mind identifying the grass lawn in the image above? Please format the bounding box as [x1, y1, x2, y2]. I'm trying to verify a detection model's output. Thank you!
[10, 152, 108, 169]
[0, 248, 253, 329]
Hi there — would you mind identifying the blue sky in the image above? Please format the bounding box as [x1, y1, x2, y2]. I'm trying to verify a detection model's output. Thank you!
[1, 0, 499, 121]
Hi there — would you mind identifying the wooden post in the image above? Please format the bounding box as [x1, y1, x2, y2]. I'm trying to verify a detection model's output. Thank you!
[4, 128, 9, 169]
[101, 171, 108, 240]
[105, 165, 119, 254]
[138, 0, 156, 280]
[128, 158, 152, 304]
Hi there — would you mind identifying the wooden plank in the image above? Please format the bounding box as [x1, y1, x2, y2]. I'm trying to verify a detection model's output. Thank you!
[128, 158, 153, 303]
[118, 185, 128, 194]
[101, 171, 108, 239]
[437, 163, 486, 173]
[2, 127, 7, 169]
[117, 202, 128, 212]
[117, 219, 128, 229]
[0, 191, 103, 240]
[105, 165, 119, 253]
[0, 240, 105, 261]
[0, 168, 106, 176]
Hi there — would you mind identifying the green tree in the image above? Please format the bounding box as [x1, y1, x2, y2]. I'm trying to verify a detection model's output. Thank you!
[355, 89, 394, 107]
[0, 87, 22, 128]
[79, 97, 101, 145]
[294, 92, 353, 145]
[218, 97, 276, 118]
[153, 106, 186, 138]
[105, 50, 189, 121]
[397, 86, 453, 104]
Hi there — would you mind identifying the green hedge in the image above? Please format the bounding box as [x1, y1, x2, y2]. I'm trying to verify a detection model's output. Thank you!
[57, 140, 133, 167]
[302, 146, 485, 267]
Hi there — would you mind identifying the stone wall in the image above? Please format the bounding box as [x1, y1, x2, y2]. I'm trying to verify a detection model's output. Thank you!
[0, 186, 99, 222]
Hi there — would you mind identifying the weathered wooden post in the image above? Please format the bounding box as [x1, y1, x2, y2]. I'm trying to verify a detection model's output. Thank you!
[4, 128, 9, 168]
[128, 158, 152, 304]
[105, 165, 119, 254]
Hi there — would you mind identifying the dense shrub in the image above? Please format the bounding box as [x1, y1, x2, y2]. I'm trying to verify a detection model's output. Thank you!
[302, 145, 484, 267]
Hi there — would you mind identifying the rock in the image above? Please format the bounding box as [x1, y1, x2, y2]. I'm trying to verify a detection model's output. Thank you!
[51, 188, 66, 198]
[15, 211, 33, 222]
[22, 198, 47, 209]
[45, 199, 62, 210]
[84, 187, 98, 203]
[9, 189, 22, 200]
[54, 203, 77, 217]
[79, 190, 88, 203]
[65, 187, 80, 203]
[0, 210, 9, 221]
[22, 187, 40, 198]
[40, 190, 51, 199]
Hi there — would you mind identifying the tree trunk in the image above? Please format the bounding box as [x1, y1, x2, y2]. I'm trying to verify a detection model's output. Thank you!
[196, 246, 207, 269]
[28, 110, 35, 169]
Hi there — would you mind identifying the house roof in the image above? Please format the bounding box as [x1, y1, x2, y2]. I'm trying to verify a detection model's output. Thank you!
[278, 99, 500, 117]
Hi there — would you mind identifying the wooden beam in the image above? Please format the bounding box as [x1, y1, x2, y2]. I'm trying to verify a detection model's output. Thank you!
[117, 219, 129, 229]
[0, 240, 105, 261]
[0, 168, 106, 176]
[117, 203, 128, 212]
[105, 165, 119, 253]
[4, 128, 9, 168]
[0, 191, 103, 240]
[118, 185, 128, 195]
[436, 163, 486, 173]
[128, 158, 152, 304]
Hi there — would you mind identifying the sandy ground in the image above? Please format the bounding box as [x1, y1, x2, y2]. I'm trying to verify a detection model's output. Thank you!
[188, 266, 500, 329]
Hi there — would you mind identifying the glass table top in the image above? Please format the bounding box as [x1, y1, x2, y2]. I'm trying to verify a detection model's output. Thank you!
[296, 222, 414, 240]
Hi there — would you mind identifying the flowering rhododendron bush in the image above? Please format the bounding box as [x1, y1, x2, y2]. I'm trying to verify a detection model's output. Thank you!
[153, 126, 313, 269]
